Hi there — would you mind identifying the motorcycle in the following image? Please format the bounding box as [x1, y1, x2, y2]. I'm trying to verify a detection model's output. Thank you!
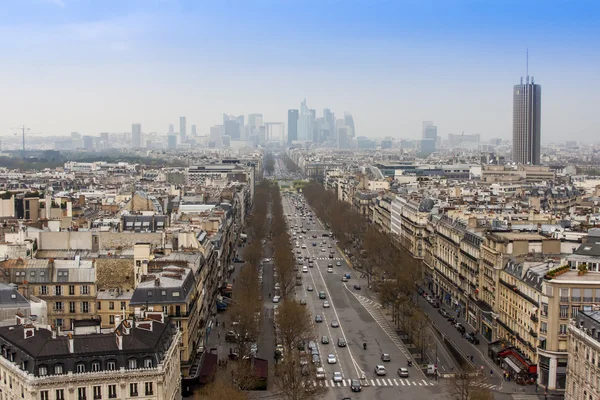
[363, 342, 367, 350]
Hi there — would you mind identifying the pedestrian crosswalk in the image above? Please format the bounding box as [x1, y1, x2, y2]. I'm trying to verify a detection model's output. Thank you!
[473, 382, 498, 390]
[303, 378, 436, 389]
[314, 257, 343, 261]
[354, 294, 381, 307]
[511, 395, 539, 400]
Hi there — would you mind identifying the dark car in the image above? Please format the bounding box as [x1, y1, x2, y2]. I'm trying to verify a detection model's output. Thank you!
[353, 284, 361, 290]
[315, 315, 323, 323]
[318, 291, 326, 299]
[351, 379, 361, 392]
[338, 337, 347, 347]
[328, 254, 334, 258]
[454, 323, 466, 334]
[464, 332, 480, 345]
[432, 301, 440, 308]
[447, 316, 456, 323]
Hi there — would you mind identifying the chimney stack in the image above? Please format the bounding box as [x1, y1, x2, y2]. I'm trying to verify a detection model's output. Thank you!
[15, 313, 24, 326]
[68, 333, 74, 353]
[116, 331, 123, 350]
[115, 315, 121, 329]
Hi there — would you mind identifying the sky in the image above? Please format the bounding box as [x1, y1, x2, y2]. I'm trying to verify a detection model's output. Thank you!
[0, 0, 599, 142]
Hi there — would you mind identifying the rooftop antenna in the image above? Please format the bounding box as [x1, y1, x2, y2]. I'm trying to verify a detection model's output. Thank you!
[11, 125, 30, 158]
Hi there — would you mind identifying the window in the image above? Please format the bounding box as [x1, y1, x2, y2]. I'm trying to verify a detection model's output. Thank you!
[38, 366, 47, 376]
[56, 390, 65, 400]
[82, 302, 89, 313]
[40, 391, 49, 400]
[144, 358, 153, 368]
[108, 385, 117, 399]
[109, 301, 115, 310]
[560, 305, 569, 318]
[55, 286, 62, 295]
[54, 364, 63, 374]
[91, 361, 100, 372]
[172, 291, 180, 297]
[56, 318, 63, 327]
[109, 315, 115, 324]
[120, 301, 126, 310]
[93, 386, 101, 400]
[97, 302, 101, 310]
[55, 301, 63, 311]
[541, 302, 548, 316]
[541, 322, 548, 334]
[69, 302, 76, 313]
[81, 285, 89, 295]
[572, 306, 580, 318]
[69, 285, 75, 295]
[145, 382, 153, 395]
[76, 363, 85, 373]
[559, 324, 568, 335]
[78, 387, 86, 400]
[130, 383, 138, 397]
[40, 285, 47, 295]
[128, 359, 137, 369]
[106, 360, 116, 370]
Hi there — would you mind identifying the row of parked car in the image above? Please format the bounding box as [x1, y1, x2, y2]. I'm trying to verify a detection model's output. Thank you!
[437, 308, 480, 344]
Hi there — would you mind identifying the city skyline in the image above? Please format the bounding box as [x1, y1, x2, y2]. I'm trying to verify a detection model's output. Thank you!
[1, 1, 598, 142]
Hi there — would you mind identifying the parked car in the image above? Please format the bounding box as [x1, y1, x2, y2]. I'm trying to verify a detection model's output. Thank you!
[464, 332, 480, 344]
[312, 354, 320, 364]
[439, 309, 449, 318]
[300, 299, 307, 305]
[454, 323, 466, 334]
[353, 284, 361, 290]
[397, 367, 409, 378]
[447, 316, 456, 323]
[316, 367, 326, 380]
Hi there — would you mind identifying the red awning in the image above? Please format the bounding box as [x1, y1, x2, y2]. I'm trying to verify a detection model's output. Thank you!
[198, 353, 218, 384]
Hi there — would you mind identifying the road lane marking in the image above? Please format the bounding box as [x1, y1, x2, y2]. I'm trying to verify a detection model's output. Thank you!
[371, 380, 376, 386]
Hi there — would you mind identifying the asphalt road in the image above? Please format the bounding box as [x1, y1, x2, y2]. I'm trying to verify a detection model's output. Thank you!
[281, 193, 446, 400]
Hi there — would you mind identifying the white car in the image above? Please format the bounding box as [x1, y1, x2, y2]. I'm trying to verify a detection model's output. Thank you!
[321, 248, 326, 252]
[302, 266, 308, 273]
[316, 367, 326, 379]
[272, 296, 280, 303]
[301, 244, 306, 249]
[333, 372, 343, 382]
[374, 365, 387, 376]
[327, 354, 337, 364]
[323, 301, 330, 308]
[327, 267, 333, 273]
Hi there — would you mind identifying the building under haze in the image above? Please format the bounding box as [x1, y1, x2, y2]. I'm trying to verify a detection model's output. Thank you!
[179, 117, 186, 143]
[513, 75, 542, 165]
[297, 99, 313, 142]
[287, 109, 299, 143]
[421, 121, 438, 155]
[132, 123, 142, 148]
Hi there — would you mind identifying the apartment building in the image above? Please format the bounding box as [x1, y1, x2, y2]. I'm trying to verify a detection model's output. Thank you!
[390, 196, 431, 259]
[565, 311, 600, 400]
[0, 312, 181, 400]
[1, 258, 97, 331]
[130, 267, 199, 377]
[96, 288, 133, 329]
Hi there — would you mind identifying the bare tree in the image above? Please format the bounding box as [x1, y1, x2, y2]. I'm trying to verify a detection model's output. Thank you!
[272, 351, 328, 400]
[447, 370, 493, 400]
[194, 376, 248, 400]
[276, 299, 314, 351]
[228, 266, 262, 360]
[410, 309, 433, 362]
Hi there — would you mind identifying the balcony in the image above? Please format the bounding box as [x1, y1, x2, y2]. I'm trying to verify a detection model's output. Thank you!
[584, 297, 594, 303]
[571, 297, 582, 302]
[560, 296, 569, 302]
[530, 314, 539, 322]
[529, 329, 538, 338]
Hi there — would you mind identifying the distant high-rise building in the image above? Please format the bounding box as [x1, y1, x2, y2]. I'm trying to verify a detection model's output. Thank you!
[210, 126, 223, 147]
[344, 113, 355, 138]
[132, 123, 142, 148]
[179, 117, 186, 142]
[191, 124, 197, 136]
[287, 109, 299, 143]
[224, 120, 240, 140]
[297, 99, 313, 141]
[167, 135, 178, 150]
[323, 109, 335, 143]
[82, 136, 94, 150]
[168, 124, 174, 135]
[421, 121, 438, 154]
[513, 75, 541, 165]
[248, 114, 263, 128]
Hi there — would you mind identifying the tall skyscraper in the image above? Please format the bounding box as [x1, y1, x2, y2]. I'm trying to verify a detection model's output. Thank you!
[287, 109, 299, 143]
[248, 114, 263, 129]
[344, 112, 355, 138]
[513, 74, 541, 165]
[168, 124, 174, 135]
[191, 124, 197, 136]
[131, 123, 142, 148]
[421, 121, 437, 154]
[179, 117, 186, 142]
[297, 99, 313, 141]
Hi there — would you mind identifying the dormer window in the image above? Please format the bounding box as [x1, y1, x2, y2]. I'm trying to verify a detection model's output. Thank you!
[76, 363, 85, 373]
[38, 366, 47, 376]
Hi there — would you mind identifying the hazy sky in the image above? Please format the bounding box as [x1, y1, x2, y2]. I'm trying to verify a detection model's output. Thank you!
[1, 0, 599, 142]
